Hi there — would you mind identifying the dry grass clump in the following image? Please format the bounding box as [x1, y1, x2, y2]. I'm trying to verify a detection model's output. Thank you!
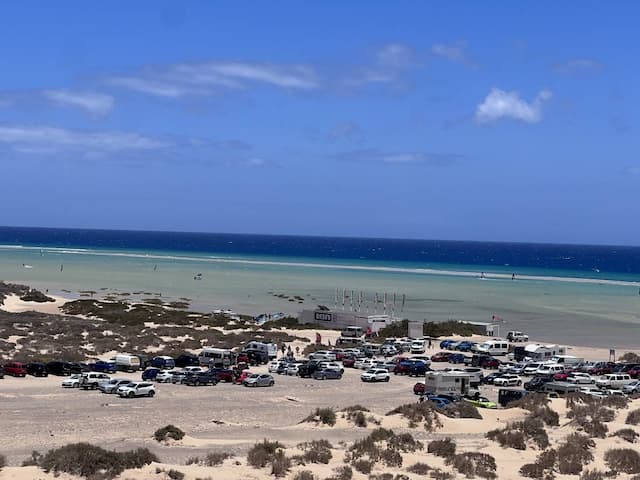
[442, 401, 483, 419]
[626, 408, 640, 425]
[519, 449, 557, 480]
[293, 471, 316, 480]
[301, 408, 337, 427]
[510, 394, 559, 426]
[579, 469, 606, 480]
[156, 467, 185, 480]
[429, 469, 454, 480]
[247, 439, 285, 468]
[604, 448, 640, 474]
[601, 394, 629, 410]
[186, 452, 233, 466]
[566, 396, 615, 438]
[386, 402, 443, 431]
[611, 428, 638, 443]
[271, 450, 291, 478]
[154, 425, 185, 442]
[296, 440, 332, 464]
[487, 415, 549, 450]
[407, 462, 431, 474]
[427, 438, 456, 458]
[345, 428, 423, 471]
[369, 474, 410, 480]
[38, 443, 158, 479]
[557, 433, 595, 475]
[325, 465, 353, 480]
[352, 459, 374, 474]
[445, 452, 497, 479]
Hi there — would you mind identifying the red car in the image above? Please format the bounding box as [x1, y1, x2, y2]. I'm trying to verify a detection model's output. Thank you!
[4, 362, 27, 377]
[212, 368, 234, 383]
[413, 382, 426, 395]
[627, 366, 640, 379]
[431, 352, 452, 362]
[234, 370, 252, 384]
[553, 371, 571, 381]
[479, 357, 500, 369]
[342, 356, 356, 368]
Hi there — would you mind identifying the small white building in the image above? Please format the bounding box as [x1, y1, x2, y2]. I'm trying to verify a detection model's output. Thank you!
[524, 344, 566, 361]
[299, 309, 400, 333]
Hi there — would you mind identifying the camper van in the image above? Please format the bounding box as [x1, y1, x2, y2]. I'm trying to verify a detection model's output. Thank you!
[341, 326, 364, 338]
[243, 342, 278, 361]
[113, 354, 141, 372]
[336, 336, 365, 347]
[421, 371, 472, 396]
[550, 355, 583, 367]
[198, 348, 235, 368]
[473, 340, 509, 356]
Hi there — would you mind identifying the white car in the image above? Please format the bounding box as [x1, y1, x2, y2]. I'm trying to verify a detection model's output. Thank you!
[61, 374, 83, 388]
[361, 368, 390, 382]
[566, 372, 594, 384]
[310, 351, 336, 361]
[579, 386, 608, 398]
[268, 361, 284, 373]
[523, 363, 542, 376]
[493, 374, 522, 387]
[317, 362, 344, 373]
[155, 370, 177, 383]
[183, 366, 206, 374]
[536, 364, 564, 376]
[286, 362, 304, 376]
[117, 382, 156, 398]
[623, 380, 640, 394]
[355, 358, 377, 370]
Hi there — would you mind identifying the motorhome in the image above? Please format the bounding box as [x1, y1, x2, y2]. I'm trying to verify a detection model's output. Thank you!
[243, 341, 278, 361]
[198, 348, 235, 368]
[522, 344, 566, 362]
[421, 371, 472, 396]
[113, 354, 141, 372]
[341, 326, 364, 338]
[473, 340, 509, 356]
[336, 336, 365, 347]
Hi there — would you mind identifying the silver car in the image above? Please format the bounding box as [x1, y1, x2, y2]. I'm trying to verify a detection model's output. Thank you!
[98, 378, 133, 394]
[243, 373, 275, 387]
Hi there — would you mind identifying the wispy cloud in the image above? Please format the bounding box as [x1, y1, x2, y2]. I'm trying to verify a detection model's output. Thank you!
[475, 88, 552, 124]
[625, 166, 640, 176]
[328, 122, 364, 144]
[431, 41, 475, 67]
[42, 89, 115, 115]
[335, 148, 461, 166]
[552, 58, 601, 74]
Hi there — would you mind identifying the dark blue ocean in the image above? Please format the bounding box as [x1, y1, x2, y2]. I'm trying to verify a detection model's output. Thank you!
[1, 226, 639, 278]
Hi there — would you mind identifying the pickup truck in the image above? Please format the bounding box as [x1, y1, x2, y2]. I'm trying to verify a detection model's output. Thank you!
[80, 372, 111, 390]
[506, 331, 529, 342]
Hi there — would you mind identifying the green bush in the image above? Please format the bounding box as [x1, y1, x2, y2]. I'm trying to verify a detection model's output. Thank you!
[296, 440, 332, 464]
[352, 459, 374, 474]
[39, 443, 157, 479]
[445, 452, 497, 479]
[301, 408, 336, 426]
[604, 448, 640, 474]
[612, 428, 639, 443]
[247, 439, 285, 468]
[386, 402, 442, 431]
[154, 425, 185, 442]
[293, 471, 316, 480]
[407, 462, 431, 474]
[557, 433, 594, 475]
[626, 409, 640, 425]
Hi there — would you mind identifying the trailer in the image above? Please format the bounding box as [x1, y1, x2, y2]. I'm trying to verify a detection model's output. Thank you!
[542, 381, 580, 395]
[421, 371, 472, 396]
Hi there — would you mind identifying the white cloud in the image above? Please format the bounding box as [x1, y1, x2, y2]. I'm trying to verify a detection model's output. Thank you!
[552, 59, 601, 74]
[475, 88, 552, 124]
[42, 90, 115, 115]
[431, 41, 474, 66]
[377, 43, 415, 68]
[0, 124, 167, 153]
[335, 149, 461, 166]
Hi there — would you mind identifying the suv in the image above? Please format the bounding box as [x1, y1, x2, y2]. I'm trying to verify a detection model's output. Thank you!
[524, 375, 553, 391]
[175, 353, 200, 368]
[183, 370, 218, 386]
[117, 382, 156, 398]
[361, 369, 390, 383]
[46, 361, 83, 376]
[26, 362, 49, 377]
[80, 372, 111, 389]
[4, 362, 27, 377]
[89, 361, 117, 374]
[98, 378, 133, 394]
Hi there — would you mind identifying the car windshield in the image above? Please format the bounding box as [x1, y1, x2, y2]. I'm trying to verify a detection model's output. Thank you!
[127, 383, 138, 388]
[365, 369, 376, 374]
[249, 374, 259, 378]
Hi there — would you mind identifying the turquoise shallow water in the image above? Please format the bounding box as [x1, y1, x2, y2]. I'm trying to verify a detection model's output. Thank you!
[1, 244, 639, 349]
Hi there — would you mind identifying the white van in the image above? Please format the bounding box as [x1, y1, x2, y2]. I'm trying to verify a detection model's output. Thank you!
[595, 374, 633, 390]
[550, 355, 583, 367]
[198, 348, 234, 368]
[536, 364, 564, 376]
[410, 340, 426, 354]
[113, 354, 141, 372]
[474, 340, 509, 356]
[341, 326, 364, 338]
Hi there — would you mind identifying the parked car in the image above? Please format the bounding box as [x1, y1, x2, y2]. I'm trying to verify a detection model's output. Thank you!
[408, 361, 430, 377]
[117, 382, 156, 398]
[536, 364, 564, 376]
[595, 373, 633, 389]
[147, 356, 176, 369]
[341, 355, 357, 368]
[483, 372, 503, 385]
[141, 367, 161, 381]
[286, 362, 305, 376]
[523, 363, 543, 376]
[313, 368, 343, 380]
[61, 374, 83, 388]
[317, 362, 344, 374]
[171, 370, 188, 384]
[243, 373, 275, 387]
[184, 370, 218, 386]
[622, 380, 640, 394]
[478, 356, 500, 369]
[431, 352, 452, 362]
[455, 341, 476, 352]
[426, 395, 452, 408]
[465, 396, 497, 409]
[46, 361, 83, 376]
[448, 353, 467, 364]
[155, 370, 178, 383]
[210, 368, 234, 383]
[80, 372, 111, 389]
[89, 361, 117, 374]
[413, 381, 426, 395]
[493, 374, 522, 387]
[234, 370, 253, 384]
[579, 386, 609, 398]
[98, 378, 133, 394]
[26, 362, 48, 377]
[439, 339, 455, 349]
[355, 358, 377, 370]
[361, 369, 390, 382]
[174, 353, 200, 368]
[309, 350, 336, 361]
[268, 361, 284, 373]
[566, 372, 594, 384]
[524, 375, 553, 392]
[4, 361, 27, 377]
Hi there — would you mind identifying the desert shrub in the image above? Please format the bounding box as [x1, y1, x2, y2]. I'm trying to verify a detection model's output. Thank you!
[487, 427, 526, 450]
[620, 352, 640, 363]
[341, 405, 370, 413]
[557, 433, 595, 475]
[353, 459, 374, 474]
[346, 428, 420, 471]
[247, 439, 285, 468]
[293, 471, 316, 480]
[348, 410, 368, 427]
[443, 401, 483, 419]
[627, 409, 640, 425]
[328, 465, 353, 480]
[445, 452, 497, 479]
[510, 393, 550, 410]
[602, 394, 629, 410]
[386, 402, 442, 431]
[39, 443, 157, 479]
[612, 428, 638, 443]
[567, 401, 614, 438]
[520, 449, 557, 480]
[369, 475, 409, 480]
[487, 416, 549, 451]
[580, 470, 605, 480]
[407, 462, 431, 474]
[423, 320, 483, 337]
[154, 425, 185, 442]
[388, 432, 423, 453]
[427, 438, 456, 458]
[297, 440, 332, 464]
[271, 450, 291, 477]
[0, 454, 5, 470]
[604, 448, 640, 474]
[204, 452, 232, 466]
[429, 469, 454, 480]
[166, 469, 185, 480]
[301, 408, 336, 427]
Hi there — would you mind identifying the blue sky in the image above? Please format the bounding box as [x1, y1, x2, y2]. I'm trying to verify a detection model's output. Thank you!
[1, 1, 638, 245]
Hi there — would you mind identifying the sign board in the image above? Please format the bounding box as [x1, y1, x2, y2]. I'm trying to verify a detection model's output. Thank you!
[314, 311, 332, 322]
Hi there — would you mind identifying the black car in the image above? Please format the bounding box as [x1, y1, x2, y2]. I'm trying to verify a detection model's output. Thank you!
[46, 361, 83, 376]
[409, 363, 430, 377]
[183, 370, 218, 386]
[298, 361, 321, 378]
[524, 375, 554, 392]
[482, 372, 502, 385]
[26, 362, 48, 377]
[175, 353, 200, 368]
